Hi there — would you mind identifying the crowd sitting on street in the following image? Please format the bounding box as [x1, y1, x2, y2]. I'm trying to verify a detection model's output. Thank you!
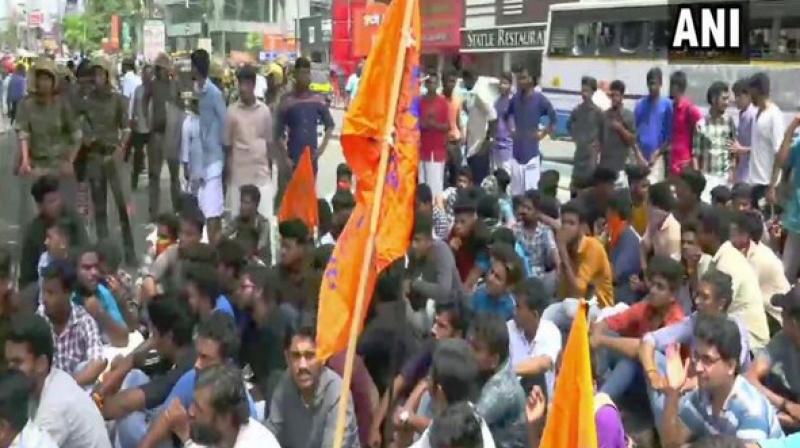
[1, 45, 800, 448]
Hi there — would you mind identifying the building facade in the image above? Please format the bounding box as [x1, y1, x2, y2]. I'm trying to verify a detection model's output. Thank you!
[158, 0, 308, 55]
[460, 0, 571, 77]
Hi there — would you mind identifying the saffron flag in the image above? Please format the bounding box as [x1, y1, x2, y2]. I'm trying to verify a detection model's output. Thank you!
[539, 300, 598, 448]
[316, 0, 420, 361]
[277, 146, 319, 230]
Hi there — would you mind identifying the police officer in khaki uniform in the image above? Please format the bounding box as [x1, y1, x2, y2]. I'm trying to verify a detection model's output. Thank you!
[147, 52, 182, 222]
[15, 57, 81, 221]
[82, 56, 136, 264]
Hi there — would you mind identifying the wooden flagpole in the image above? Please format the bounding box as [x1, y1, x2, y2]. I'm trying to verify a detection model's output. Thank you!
[331, 0, 417, 446]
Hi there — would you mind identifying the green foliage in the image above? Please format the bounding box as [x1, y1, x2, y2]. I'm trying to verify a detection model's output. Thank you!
[245, 32, 263, 52]
[63, 0, 144, 51]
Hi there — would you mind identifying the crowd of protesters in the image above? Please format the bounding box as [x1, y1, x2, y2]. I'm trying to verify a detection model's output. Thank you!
[0, 42, 799, 448]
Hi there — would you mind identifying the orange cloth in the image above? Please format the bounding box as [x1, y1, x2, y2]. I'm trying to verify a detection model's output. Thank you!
[316, 0, 421, 361]
[607, 213, 627, 249]
[540, 300, 598, 448]
[277, 146, 319, 230]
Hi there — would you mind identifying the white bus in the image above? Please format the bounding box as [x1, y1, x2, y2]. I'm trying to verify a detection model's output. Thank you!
[540, 0, 800, 136]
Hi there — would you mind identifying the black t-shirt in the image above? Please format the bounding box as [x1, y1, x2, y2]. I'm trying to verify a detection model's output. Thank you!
[139, 348, 196, 409]
[241, 310, 289, 401]
[357, 302, 421, 395]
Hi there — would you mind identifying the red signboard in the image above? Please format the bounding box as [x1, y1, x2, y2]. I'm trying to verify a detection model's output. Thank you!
[109, 15, 121, 51]
[421, 0, 463, 52]
[27, 10, 44, 28]
[352, 2, 388, 57]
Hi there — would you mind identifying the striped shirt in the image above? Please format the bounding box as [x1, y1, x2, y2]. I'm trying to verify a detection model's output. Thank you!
[43, 305, 104, 375]
[679, 375, 784, 441]
[695, 113, 736, 179]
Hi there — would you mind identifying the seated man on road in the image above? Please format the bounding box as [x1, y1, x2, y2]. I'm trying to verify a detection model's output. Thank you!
[591, 255, 685, 401]
[141, 206, 205, 301]
[507, 277, 561, 396]
[659, 314, 783, 447]
[267, 322, 360, 447]
[640, 270, 752, 423]
[470, 243, 524, 321]
[5, 314, 111, 447]
[746, 286, 800, 434]
[92, 297, 196, 448]
[72, 246, 130, 348]
[139, 312, 256, 448]
[0, 369, 58, 448]
[39, 260, 106, 387]
[469, 314, 527, 446]
[154, 365, 280, 448]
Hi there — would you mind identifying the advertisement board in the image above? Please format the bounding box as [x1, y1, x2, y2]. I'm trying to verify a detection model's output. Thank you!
[143, 20, 166, 62]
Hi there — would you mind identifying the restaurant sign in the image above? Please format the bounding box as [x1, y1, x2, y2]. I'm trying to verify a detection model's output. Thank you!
[461, 24, 547, 51]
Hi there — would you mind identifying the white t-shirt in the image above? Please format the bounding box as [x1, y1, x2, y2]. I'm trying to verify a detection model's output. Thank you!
[121, 71, 141, 99]
[507, 318, 562, 397]
[33, 368, 112, 448]
[748, 102, 785, 185]
[255, 74, 268, 100]
[184, 418, 281, 447]
[10, 421, 59, 448]
[464, 89, 498, 157]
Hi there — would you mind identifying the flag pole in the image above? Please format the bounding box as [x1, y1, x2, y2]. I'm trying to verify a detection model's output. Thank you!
[331, 0, 416, 446]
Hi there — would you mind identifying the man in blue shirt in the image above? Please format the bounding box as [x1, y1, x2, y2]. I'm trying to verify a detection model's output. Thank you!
[274, 57, 335, 174]
[607, 190, 642, 304]
[190, 49, 227, 244]
[139, 313, 258, 446]
[183, 262, 235, 321]
[634, 67, 672, 181]
[72, 247, 131, 348]
[6, 63, 26, 124]
[660, 314, 784, 446]
[470, 243, 522, 321]
[505, 69, 556, 195]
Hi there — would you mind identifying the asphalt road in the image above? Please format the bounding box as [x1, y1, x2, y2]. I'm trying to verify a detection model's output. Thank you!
[0, 107, 577, 266]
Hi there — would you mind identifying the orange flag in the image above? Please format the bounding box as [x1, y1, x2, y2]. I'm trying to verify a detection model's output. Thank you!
[277, 146, 319, 230]
[316, 0, 420, 360]
[540, 300, 598, 448]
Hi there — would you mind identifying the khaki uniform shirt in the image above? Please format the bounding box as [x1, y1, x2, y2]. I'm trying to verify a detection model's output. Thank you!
[15, 96, 81, 169]
[81, 89, 129, 151]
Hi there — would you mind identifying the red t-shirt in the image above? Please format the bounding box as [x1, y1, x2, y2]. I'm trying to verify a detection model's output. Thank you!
[669, 96, 703, 175]
[604, 300, 685, 338]
[419, 94, 450, 162]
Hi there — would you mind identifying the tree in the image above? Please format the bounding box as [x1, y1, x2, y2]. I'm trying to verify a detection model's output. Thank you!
[63, 0, 142, 52]
[245, 32, 263, 53]
[63, 14, 104, 52]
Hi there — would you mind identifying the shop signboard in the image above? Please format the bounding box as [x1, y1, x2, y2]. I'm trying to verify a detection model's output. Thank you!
[461, 24, 547, 52]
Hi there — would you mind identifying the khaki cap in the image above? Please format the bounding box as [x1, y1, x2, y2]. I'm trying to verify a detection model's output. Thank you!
[90, 56, 113, 74]
[32, 57, 57, 78]
[154, 52, 172, 69]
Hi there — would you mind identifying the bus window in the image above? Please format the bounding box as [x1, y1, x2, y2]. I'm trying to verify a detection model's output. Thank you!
[749, 16, 775, 58]
[648, 21, 669, 55]
[548, 26, 573, 56]
[776, 16, 800, 58]
[597, 23, 616, 55]
[620, 22, 644, 53]
[572, 23, 596, 56]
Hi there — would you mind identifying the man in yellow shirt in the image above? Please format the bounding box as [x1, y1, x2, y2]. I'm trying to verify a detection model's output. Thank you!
[543, 200, 615, 331]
